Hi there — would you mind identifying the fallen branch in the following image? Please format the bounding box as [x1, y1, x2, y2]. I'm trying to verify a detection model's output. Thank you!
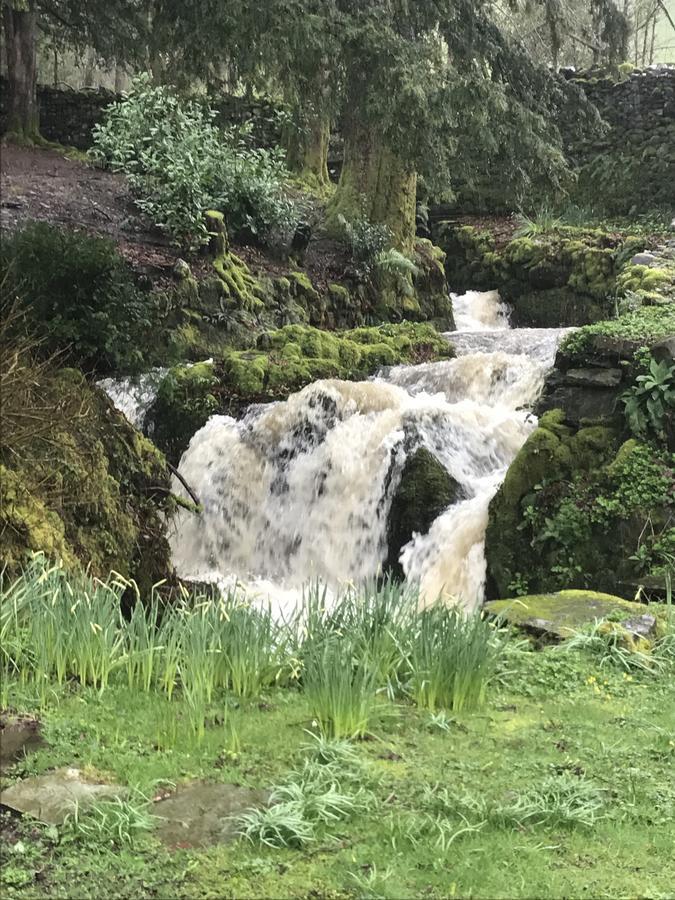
[656, 0, 675, 35]
[167, 461, 201, 508]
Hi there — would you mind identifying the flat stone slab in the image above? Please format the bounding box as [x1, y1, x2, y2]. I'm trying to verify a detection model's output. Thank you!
[153, 781, 270, 849]
[0, 715, 44, 771]
[0, 767, 127, 825]
[485, 590, 657, 641]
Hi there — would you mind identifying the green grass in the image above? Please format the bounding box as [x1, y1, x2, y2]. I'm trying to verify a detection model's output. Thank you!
[1, 562, 674, 898]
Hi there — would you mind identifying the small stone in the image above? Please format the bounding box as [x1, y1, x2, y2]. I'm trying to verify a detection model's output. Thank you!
[622, 614, 657, 638]
[0, 715, 43, 771]
[173, 258, 191, 280]
[651, 336, 675, 365]
[629, 252, 658, 266]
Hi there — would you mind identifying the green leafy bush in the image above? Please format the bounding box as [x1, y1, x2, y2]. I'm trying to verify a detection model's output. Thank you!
[1, 223, 154, 374]
[338, 214, 392, 270]
[623, 358, 675, 441]
[92, 76, 297, 247]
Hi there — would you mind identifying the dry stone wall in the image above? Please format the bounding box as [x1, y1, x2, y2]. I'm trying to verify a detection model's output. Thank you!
[562, 66, 674, 214]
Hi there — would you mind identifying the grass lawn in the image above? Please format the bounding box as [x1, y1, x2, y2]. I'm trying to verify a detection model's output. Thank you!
[2, 640, 674, 899]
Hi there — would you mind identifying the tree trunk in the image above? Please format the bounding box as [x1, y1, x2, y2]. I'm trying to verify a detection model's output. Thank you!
[3, 1, 39, 140]
[83, 47, 96, 88]
[114, 61, 125, 93]
[328, 119, 417, 252]
[283, 114, 330, 186]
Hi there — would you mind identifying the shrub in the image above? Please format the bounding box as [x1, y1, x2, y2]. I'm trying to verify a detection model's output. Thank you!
[1, 223, 154, 374]
[92, 75, 297, 248]
[338, 214, 392, 270]
[622, 358, 675, 442]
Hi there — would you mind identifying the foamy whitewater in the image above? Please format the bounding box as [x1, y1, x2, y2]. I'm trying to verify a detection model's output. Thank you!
[154, 289, 569, 614]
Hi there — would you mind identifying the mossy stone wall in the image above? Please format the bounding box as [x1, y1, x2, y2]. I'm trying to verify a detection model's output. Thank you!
[563, 67, 675, 214]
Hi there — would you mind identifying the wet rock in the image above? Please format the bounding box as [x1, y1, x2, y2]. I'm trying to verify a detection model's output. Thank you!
[630, 252, 659, 266]
[536, 384, 620, 425]
[0, 767, 127, 825]
[651, 335, 675, 365]
[484, 590, 657, 641]
[564, 367, 623, 388]
[153, 781, 269, 849]
[0, 715, 44, 771]
[385, 447, 460, 579]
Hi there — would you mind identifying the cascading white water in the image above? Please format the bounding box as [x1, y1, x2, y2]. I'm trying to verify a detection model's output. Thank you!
[167, 289, 569, 612]
[98, 369, 167, 430]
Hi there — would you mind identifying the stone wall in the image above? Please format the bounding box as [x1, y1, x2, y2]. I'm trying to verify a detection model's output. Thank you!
[0, 78, 283, 149]
[0, 78, 118, 148]
[561, 66, 675, 214]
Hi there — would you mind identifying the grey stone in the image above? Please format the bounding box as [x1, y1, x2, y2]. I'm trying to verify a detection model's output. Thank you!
[537, 386, 620, 425]
[385, 447, 460, 579]
[630, 252, 659, 266]
[173, 258, 192, 280]
[564, 367, 623, 388]
[0, 716, 44, 772]
[0, 768, 127, 825]
[154, 782, 270, 849]
[485, 591, 655, 642]
[589, 334, 644, 361]
[622, 614, 657, 638]
[650, 335, 675, 365]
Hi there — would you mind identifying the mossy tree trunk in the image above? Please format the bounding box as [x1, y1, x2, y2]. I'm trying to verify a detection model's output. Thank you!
[328, 117, 417, 252]
[283, 114, 330, 186]
[3, 1, 40, 140]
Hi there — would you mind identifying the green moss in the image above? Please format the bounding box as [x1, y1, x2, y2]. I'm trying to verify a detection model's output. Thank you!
[487, 424, 674, 600]
[0, 365, 173, 590]
[0, 466, 74, 569]
[561, 303, 675, 359]
[435, 224, 630, 326]
[220, 322, 451, 402]
[148, 322, 454, 461]
[148, 363, 219, 464]
[485, 590, 650, 637]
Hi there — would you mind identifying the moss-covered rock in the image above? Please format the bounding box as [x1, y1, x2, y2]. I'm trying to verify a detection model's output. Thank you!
[385, 448, 460, 579]
[435, 223, 644, 327]
[486, 423, 674, 601]
[484, 590, 658, 641]
[147, 362, 220, 464]
[149, 322, 454, 459]
[0, 365, 173, 591]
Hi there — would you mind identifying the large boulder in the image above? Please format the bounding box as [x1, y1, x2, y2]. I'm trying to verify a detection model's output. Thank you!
[484, 590, 658, 642]
[485, 416, 674, 601]
[385, 448, 460, 578]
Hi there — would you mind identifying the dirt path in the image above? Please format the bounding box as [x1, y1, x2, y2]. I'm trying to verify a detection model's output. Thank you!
[0, 143, 178, 276]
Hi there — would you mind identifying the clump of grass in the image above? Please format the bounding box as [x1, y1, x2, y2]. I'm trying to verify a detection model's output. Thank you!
[328, 579, 416, 695]
[513, 206, 564, 237]
[348, 865, 396, 900]
[558, 618, 663, 674]
[493, 774, 606, 829]
[409, 606, 501, 712]
[237, 738, 371, 849]
[302, 634, 379, 739]
[237, 799, 316, 849]
[64, 795, 157, 847]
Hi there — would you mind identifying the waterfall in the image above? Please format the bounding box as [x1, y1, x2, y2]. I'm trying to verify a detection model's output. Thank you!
[98, 369, 167, 431]
[166, 290, 569, 612]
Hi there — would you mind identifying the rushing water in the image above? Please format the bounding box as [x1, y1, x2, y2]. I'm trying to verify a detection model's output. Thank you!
[98, 369, 167, 431]
[161, 290, 568, 613]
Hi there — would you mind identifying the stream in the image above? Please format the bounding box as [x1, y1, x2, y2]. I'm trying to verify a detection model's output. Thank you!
[104, 290, 570, 613]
